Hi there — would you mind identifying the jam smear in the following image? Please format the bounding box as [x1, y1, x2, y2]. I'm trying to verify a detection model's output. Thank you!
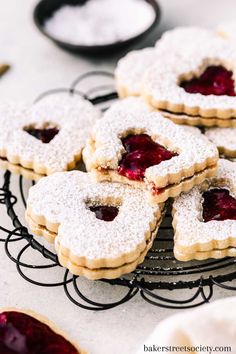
[150, 184, 165, 196]
[24, 127, 59, 144]
[118, 134, 177, 181]
[202, 188, 236, 222]
[0, 311, 79, 354]
[89, 206, 119, 222]
[180, 65, 236, 96]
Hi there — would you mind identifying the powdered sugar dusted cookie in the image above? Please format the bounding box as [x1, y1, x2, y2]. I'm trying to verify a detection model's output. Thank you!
[205, 127, 236, 158]
[173, 159, 236, 261]
[115, 47, 156, 97]
[83, 99, 218, 204]
[0, 95, 101, 177]
[143, 27, 236, 123]
[0, 308, 84, 353]
[26, 171, 163, 280]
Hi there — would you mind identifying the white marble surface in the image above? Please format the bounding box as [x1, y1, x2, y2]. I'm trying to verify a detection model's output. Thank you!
[1, 1, 236, 353]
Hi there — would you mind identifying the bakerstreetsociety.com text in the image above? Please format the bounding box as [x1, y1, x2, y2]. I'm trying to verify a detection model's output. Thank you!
[143, 345, 232, 353]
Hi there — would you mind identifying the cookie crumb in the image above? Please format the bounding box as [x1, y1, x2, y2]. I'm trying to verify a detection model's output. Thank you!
[0, 64, 10, 77]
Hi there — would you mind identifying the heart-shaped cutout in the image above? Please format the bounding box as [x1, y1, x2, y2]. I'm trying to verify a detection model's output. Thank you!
[180, 65, 236, 96]
[202, 188, 236, 222]
[0, 311, 79, 354]
[118, 134, 178, 181]
[24, 124, 59, 144]
[89, 205, 119, 222]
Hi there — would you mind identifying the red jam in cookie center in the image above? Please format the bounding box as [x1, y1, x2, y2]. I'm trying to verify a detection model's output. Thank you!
[118, 134, 177, 181]
[0, 311, 79, 354]
[25, 127, 59, 143]
[89, 206, 119, 222]
[202, 188, 236, 222]
[180, 65, 236, 96]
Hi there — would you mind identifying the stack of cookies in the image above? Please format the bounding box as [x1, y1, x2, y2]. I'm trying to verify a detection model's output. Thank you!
[115, 26, 236, 263]
[115, 26, 236, 160]
[1, 25, 236, 279]
[24, 97, 221, 276]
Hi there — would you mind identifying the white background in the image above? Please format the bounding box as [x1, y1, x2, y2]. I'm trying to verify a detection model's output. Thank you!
[0, 1, 236, 353]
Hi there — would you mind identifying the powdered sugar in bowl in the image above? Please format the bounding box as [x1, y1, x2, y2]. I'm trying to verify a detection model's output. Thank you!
[33, 0, 160, 54]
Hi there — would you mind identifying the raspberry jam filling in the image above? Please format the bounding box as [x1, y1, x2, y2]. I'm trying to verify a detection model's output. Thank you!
[202, 188, 236, 222]
[0, 311, 79, 354]
[89, 206, 119, 222]
[118, 134, 177, 181]
[24, 126, 59, 143]
[180, 65, 236, 96]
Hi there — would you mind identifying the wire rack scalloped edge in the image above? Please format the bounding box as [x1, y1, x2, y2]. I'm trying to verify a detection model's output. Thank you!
[1, 71, 236, 311]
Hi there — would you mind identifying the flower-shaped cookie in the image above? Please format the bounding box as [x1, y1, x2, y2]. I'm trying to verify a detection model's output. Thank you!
[26, 171, 163, 280]
[83, 98, 218, 204]
[173, 159, 236, 261]
[0, 309, 83, 353]
[143, 27, 236, 127]
[0, 95, 100, 177]
[205, 127, 236, 158]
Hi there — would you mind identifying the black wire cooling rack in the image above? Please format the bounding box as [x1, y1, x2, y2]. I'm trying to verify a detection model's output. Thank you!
[1, 71, 236, 311]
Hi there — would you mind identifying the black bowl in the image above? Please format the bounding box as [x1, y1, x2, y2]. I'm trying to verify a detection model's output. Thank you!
[33, 0, 161, 55]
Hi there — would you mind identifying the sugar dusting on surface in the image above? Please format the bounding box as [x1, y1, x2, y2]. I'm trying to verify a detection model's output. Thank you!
[44, 0, 155, 46]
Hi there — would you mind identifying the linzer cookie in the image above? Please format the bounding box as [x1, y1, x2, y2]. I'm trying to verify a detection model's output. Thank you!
[205, 128, 236, 158]
[0, 308, 84, 353]
[26, 171, 163, 280]
[143, 27, 236, 127]
[0, 95, 100, 177]
[83, 98, 218, 204]
[173, 159, 236, 261]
